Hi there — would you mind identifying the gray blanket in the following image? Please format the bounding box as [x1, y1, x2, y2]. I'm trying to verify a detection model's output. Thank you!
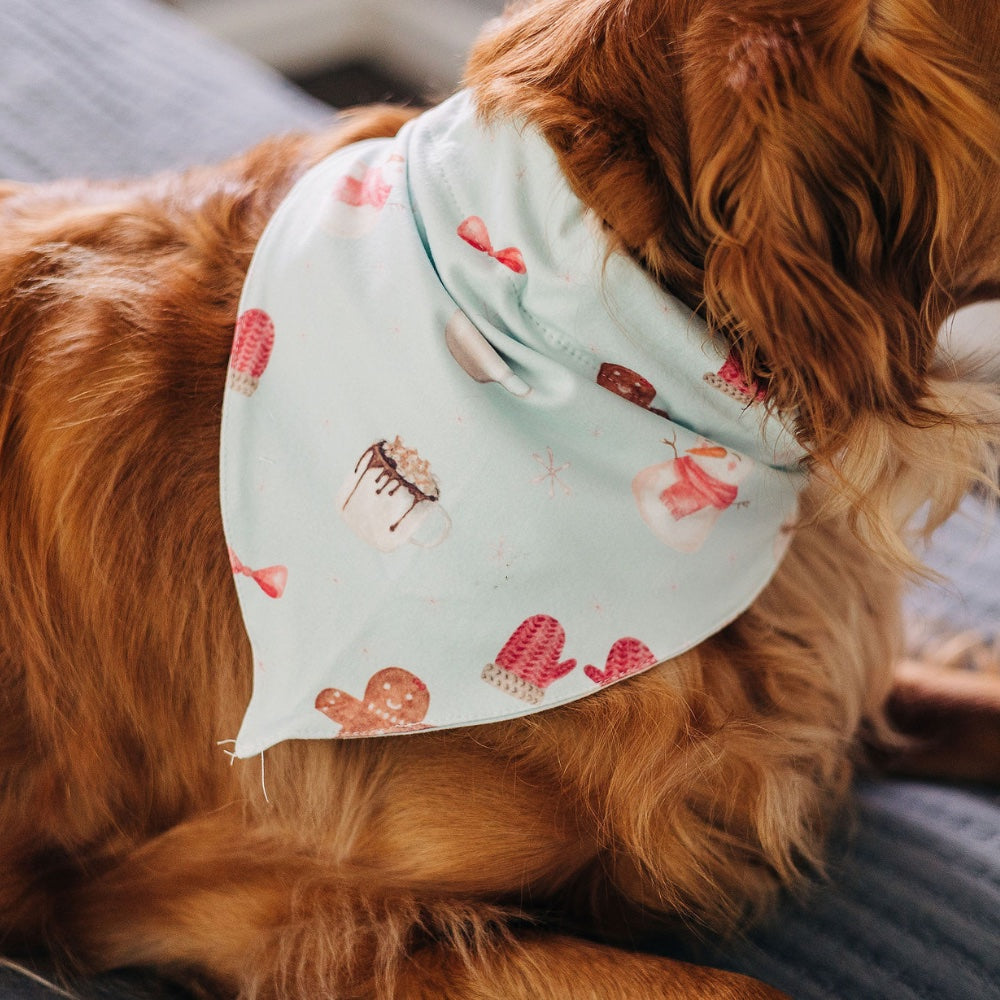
[0, 0, 329, 180]
[0, 1, 996, 997]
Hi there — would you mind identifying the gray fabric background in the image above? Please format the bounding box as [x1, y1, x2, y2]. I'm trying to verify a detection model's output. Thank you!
[0, 0, 996, 997]
[0, 0, 330, 181]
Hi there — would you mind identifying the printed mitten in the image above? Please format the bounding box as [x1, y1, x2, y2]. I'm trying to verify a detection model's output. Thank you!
[482, 615, 577, 704]
[584, 637, 657, 686]
[228, 308, 274, 396]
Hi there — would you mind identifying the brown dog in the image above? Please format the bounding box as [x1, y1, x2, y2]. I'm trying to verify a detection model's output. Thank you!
[0, 1, 998, 997]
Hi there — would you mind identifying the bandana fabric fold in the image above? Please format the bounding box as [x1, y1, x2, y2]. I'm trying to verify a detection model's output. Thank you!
[220, 90, 806, 757]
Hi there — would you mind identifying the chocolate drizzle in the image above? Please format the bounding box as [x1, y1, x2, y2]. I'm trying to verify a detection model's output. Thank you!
[342, 440, 439, 533]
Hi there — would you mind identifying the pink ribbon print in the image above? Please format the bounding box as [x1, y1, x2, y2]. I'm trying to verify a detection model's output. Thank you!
[228, 547, 288, 599]
[457, 216, 527, 274]
[334, 166, 393, 210]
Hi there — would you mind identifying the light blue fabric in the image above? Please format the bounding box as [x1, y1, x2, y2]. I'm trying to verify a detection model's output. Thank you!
[221, 90, 805, 755]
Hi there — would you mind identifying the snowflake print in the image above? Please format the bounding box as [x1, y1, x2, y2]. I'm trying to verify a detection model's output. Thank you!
[531, 447, 572, 498]
[491, 536, 520, 569]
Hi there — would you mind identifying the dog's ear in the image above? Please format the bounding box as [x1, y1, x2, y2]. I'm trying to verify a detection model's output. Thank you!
[466, 0, 705, 293]
[468, 1, 1000, 559]
[683, 1, 999, 465]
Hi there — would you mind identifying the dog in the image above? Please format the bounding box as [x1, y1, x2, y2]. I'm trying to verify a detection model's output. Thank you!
[0, 1, 998, 997]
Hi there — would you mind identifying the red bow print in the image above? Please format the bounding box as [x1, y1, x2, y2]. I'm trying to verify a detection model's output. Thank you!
[228, 547, 287, 599]
[457, 216, 527, 274]
[334, 167, 392, 210]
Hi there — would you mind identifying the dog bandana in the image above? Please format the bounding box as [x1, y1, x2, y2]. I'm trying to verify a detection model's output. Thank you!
[221, 90, 806, 757]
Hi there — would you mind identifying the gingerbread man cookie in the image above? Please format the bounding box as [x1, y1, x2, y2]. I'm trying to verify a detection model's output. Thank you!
[315, 667, 430, 737]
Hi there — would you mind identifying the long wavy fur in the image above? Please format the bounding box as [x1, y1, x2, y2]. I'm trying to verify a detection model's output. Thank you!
[0, 2, 997, 997]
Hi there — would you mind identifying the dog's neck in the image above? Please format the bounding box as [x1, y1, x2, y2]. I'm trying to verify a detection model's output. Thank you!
[403, 90, 801, 466]
[464, 0, 999, 448]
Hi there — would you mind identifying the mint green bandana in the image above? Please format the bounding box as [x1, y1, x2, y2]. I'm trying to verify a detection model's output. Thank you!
[221, 90, 805, 756]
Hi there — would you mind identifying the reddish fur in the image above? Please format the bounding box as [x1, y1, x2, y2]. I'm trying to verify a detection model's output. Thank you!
[0, 3, 998, 998]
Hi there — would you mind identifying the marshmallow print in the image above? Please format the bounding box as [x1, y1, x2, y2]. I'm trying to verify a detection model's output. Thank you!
[337, 437, 451, 553]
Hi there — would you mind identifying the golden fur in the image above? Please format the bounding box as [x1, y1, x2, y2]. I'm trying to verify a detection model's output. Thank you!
[0, 1, 998, 997]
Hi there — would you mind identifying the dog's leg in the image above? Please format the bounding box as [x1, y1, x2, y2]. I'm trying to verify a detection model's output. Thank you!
[392, 935, 789, 1000]
[55, 722, 793, 1000]
[64, 815, 514, 999]
[64, 811, 787, 1000]
[470, 504, 900, 933]
[885, 656, 1000, 784]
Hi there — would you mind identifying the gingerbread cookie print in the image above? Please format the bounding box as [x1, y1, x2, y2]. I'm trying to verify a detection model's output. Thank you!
[315, 667, 430, 737]
[633, 439, 751, 553]
[337, 436, 451, 553]
[596, 363, 669, 419]
[325, 153, 405, 238]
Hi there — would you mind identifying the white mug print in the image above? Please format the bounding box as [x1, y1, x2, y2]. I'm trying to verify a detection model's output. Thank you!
[444, 311, 531, 397]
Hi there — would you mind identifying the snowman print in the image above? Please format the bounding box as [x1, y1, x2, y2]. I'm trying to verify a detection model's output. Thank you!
[632, 439, 751, 553]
